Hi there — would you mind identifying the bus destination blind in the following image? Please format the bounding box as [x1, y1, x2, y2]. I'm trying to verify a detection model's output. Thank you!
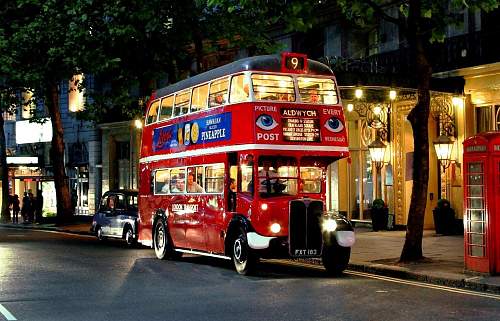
[281, 108, 320, 142]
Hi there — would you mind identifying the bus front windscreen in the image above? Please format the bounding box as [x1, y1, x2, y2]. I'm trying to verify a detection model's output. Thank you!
[258, 156, 298, 197]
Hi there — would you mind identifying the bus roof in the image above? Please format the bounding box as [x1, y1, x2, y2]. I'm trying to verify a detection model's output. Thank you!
[155, 54, 333, 98]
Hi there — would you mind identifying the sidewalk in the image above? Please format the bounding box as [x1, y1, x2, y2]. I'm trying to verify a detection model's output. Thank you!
[2, 220, 500, 294]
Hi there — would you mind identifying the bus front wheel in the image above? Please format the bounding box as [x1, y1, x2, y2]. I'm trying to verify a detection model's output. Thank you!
[232, 228, 258, 275]
[154, 218, 180, 260]
[322, 242, 350, 276]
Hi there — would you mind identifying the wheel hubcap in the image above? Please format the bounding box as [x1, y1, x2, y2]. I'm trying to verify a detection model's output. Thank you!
[156, 225, 165, 250]
[234, 238, 246, 263]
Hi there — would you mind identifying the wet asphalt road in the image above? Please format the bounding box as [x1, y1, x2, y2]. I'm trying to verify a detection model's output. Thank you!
[0, 227, 499, 321]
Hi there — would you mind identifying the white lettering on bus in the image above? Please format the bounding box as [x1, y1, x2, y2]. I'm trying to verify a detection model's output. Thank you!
[206, 117, 222, 126]
[172, 204, 199, 212]
[323, 108, 342, 116]
[254, 106, 277, 112]
[282, 109, 317, 117]
[201, 128, 226, 140]
[257, 133, 279, 141]
[325, 136, 346, 142]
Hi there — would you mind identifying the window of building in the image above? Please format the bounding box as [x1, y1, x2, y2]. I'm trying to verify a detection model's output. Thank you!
[173, 89, 191, 116]
[251, 74, 295, 102]
[191, 84, 209, 113]
[229, 74, 250, 103]
[205, 164, 224, 193]
[473, 105, 500, 133]
[209, 77, 229, 107]
[68, 74, 85, 112]
[21, 90, 36, 119]
[146, 100, 159, 125]
[297, 77, 338, 104]
[159, 95, 174, 121]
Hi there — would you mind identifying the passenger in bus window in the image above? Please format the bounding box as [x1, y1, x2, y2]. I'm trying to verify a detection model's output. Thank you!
[310, 89, 320, 103]
[258, 160, 278, 193]
[187, 173, 204, 193]
[170, 176, 185, 193]
[160, 181, 170, 193]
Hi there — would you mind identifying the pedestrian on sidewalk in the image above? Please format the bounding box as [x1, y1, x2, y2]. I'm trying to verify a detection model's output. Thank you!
[12, 194, 20, 224]
[28, 192, 35, 223]
[35, 190, 43, 223]
[21, 192, 31, 223]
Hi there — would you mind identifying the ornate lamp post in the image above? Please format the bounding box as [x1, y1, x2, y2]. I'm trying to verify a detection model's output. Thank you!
[368, 137, 387, 199]
[433, 134, 454, 171]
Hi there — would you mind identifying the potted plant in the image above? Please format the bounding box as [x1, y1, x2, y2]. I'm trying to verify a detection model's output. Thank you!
[433, 198, 456, 235]
[371, 198, 388, 231]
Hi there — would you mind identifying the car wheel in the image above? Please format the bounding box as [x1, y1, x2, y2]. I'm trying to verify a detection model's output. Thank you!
[153, 218, 180, 260]
[96, 226, 106, 242]
[322, 241, 350, 276]
[124, 226, 136, 247]
[232, 228, 258, 275]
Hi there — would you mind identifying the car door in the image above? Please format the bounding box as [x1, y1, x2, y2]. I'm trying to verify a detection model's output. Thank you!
[99, 194, 113, 236]
[111, 193, 127, 236]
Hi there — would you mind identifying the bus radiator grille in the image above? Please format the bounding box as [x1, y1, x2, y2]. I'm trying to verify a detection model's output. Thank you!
[289, 200, 323, 257]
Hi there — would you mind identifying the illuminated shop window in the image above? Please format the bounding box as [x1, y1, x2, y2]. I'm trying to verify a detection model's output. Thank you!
[69, 74, 85, 112]
[21, 90, 36, 119]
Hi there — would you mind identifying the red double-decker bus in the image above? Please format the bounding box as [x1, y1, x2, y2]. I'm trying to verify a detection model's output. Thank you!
[138, 53, 355, 275]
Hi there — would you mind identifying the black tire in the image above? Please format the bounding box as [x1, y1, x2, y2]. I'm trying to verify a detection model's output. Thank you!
[322, 241, 351, 276]
[96, 226, 106, 242]
[124, 226, 137, 247]
[232, 228, 258, 275]
[153, 218, 181, 260]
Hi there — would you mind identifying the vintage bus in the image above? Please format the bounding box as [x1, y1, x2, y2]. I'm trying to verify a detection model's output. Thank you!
[138, 52, 355, 275]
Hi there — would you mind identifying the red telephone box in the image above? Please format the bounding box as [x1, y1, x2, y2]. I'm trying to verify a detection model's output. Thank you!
[463, 132, 500, 274]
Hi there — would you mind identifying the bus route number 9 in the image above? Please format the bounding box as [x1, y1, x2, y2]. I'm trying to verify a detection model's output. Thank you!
[285, 56, 304, 71]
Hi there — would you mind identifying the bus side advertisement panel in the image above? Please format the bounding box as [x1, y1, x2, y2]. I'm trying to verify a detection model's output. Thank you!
[152, 112, 232, 153]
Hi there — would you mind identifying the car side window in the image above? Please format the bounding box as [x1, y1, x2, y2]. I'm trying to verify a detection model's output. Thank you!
[115, 194, 126, 210]
[100, 195, 109, 211]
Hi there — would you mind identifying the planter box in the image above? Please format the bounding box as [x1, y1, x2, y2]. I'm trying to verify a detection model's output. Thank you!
[371, 208, 389, 231]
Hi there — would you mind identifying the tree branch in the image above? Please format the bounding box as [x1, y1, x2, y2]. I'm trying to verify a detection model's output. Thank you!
[366, 0, 407, 32]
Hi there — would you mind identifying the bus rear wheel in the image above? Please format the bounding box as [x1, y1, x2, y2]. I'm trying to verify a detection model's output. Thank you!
[154, 218, 179, 260]
[322, 241, 350, 276]
[232, 228, 257, 275]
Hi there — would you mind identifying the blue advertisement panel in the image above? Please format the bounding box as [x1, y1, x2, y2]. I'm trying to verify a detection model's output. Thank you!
[153, 112, 232, 152]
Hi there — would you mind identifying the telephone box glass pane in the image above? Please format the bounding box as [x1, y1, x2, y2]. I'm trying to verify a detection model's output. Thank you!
[469, 209, 484, 221]
[468, 163, 483, 173]
[469, 234, 484, 245]
[468, 174, 483, 185]
[468, 186, 483, 197]
[470, 222, 484, 233]
[469, 198, 484, 209]
[469, 245, 484, 257]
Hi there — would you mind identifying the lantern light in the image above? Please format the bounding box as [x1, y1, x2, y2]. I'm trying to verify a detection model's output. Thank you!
[347, 103, 354, 112]
[355, 89, 363, 99]
[368, 137, 387, 170]
[389, 90, 397, 101]
[433, 135, 454, 169]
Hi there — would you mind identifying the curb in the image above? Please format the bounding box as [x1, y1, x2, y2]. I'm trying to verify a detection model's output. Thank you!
[347, 262, 500, 295]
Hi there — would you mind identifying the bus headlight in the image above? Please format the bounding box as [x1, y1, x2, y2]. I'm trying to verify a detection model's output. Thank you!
[260, 203, 268, 211]
[323, 218, 337, 232]
[270, 223, 281, 233]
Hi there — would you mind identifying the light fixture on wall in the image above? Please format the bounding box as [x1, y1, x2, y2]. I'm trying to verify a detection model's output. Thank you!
[433, 134, 455, 170]
[368, 137, 387, 170]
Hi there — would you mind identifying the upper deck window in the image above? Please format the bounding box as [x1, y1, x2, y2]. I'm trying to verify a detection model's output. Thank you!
[159, 95, 174, 121]
[146, 100, 160, 125]
[229, 74, 250, 103]
[191, 84, 209, 113]
[297, 77, 338, 104]
[173, 89, 191, 117]
[209, 77, 229, 108]
[251, 74, 295, 102]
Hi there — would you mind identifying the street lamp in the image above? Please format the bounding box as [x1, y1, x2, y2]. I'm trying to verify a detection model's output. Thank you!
[368, 137, 387, 170]
[433, 134, 454, 170]
[369, 137, 387, 199]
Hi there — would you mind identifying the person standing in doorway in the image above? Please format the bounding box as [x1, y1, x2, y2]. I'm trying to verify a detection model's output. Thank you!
[12, 194, 20, 224]
[28, 192, 35, 223]
[21, 192, 31, 223]
[35, 190, 44, 223]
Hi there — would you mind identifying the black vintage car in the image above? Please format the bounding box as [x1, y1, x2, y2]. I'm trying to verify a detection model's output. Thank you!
[91, 190, 139, 246]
